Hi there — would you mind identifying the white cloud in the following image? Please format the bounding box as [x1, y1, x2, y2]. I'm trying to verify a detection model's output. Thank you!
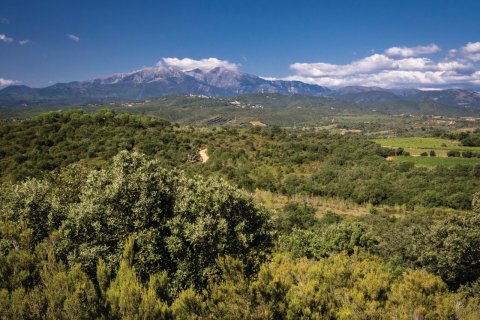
[158, 57, 239, 71]
[394, 57, 433, 70]
[385, 44, 441, 57]
[284, 70, 471, 88]
[437, 60, 473, 72]
[460, 42, 480, 62]
[290, 54, 442, 78]
[0, 78, 18, 87]
[67, 34, 80, 42]
[284, 42, 480, 89]
[462, 42, 480, 54]
[19, 39, 31, 45]
[291, 54, 394, 77]
[0, 34, 13, 43]
[0, 17, 9, 24]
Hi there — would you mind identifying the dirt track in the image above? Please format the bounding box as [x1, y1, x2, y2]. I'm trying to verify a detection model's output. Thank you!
[199, 148, 209, 163]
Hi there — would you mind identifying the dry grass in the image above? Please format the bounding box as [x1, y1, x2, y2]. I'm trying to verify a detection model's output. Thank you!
[252, 189, 429, 221]
[253, 189, 372, 217]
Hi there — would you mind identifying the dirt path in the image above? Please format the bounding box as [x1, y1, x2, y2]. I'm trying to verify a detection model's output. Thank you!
[199, 148, 209, 163]
[250, 120, 267, 127]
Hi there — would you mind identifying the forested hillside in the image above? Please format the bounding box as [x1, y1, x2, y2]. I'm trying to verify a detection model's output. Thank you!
[1, 109, 479, 209]
[1, 110, 480, 318]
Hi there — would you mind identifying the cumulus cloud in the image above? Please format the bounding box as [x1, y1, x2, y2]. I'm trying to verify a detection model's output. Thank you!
[0, 77, 18, 87]
[460, 42, 480, 62]
[67, 34, 80, 42]
[158, 57, 239, 71]
[291, 54, 389, 77]
[284, 42, 480, 89]
[19, 39, 31, 45]
[0, 34, 13, 43]
[385, 44, 441, 57]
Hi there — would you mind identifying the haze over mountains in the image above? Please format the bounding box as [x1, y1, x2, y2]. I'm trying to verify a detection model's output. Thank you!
[1, 66, 480, 113]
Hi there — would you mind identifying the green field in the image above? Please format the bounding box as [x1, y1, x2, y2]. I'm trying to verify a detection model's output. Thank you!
[373, 137, 480, 150]
[373, 137, 480, 166]
[373, 137, 480, 154]
[392, 155, 480, 168]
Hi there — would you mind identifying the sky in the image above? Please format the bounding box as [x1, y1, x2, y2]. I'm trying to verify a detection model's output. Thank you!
[1, 0, 480, 89]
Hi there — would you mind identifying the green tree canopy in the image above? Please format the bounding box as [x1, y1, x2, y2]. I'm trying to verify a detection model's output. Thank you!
[52, 151, 274, 294]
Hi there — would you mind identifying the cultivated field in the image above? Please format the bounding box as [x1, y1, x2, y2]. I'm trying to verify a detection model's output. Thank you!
[393, 155, 480, 168]
[374, 137, 480, 155]
[373, 137, 480, 167]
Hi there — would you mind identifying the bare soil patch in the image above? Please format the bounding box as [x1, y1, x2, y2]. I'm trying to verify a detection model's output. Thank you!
[199, 148, 209, 163]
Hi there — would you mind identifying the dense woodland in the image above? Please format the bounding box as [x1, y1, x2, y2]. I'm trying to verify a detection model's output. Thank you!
[1, 109, 480, 319]
[1, 110, 480, 209]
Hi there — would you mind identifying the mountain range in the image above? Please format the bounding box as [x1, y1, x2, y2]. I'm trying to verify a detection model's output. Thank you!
[1, 66, 480, 114]
[0, 67, 330, 106]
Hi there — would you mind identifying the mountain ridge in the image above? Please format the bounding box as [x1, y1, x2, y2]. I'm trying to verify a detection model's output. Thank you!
[1, 67, 480, 112]
[0, 66, 331, 106]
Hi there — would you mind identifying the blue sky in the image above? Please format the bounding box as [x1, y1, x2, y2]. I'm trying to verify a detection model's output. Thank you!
[1, 0, 480, 88]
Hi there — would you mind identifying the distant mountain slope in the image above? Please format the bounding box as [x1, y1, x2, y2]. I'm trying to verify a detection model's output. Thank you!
[333, 86, 480, 109]
[0, 67, 331, 106]
[409, 89, 480, 108]
[334, 90, 401, 106]
[98, 94, 368, 126]
[143, 94, 477, 117]
[367, 100, 473, 117]
[185, 68, 329, 95]
[1, 68, 480, 116]
[1, 93, 479, 123]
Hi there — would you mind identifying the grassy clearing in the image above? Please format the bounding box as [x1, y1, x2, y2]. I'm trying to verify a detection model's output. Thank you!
[252, 189, 465, 220]
[254, 189, 372, 217]
[373, 137, 480, 157]
[392, 156, 480, 168]
[375, 137, 458, 149]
